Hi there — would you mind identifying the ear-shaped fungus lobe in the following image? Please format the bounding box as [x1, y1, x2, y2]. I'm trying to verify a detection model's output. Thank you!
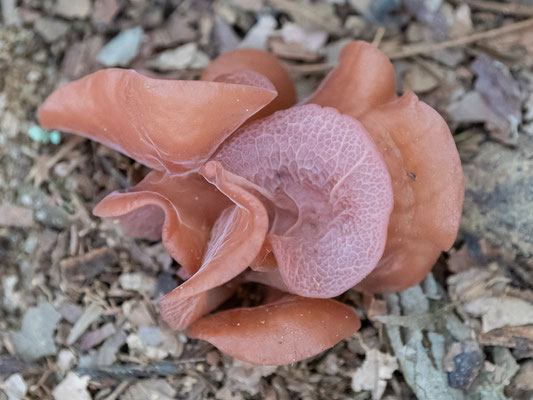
[188, 295, 361, 365]
[159, 162, 269, 329]
[306, 41, 396, 119]
[214, 105, 393, 298]
[305, 41, 464, 293]
[93, 170, 231, 276]
[356, 93, 464, 293]
[202, 49, 296, 119]
[38, 69, 276, 173]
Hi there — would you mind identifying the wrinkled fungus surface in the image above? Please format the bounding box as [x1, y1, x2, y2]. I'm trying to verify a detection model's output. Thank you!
[38, 41, 464, 365]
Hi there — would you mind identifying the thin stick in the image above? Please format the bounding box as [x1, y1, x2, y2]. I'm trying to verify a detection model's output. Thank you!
[372, 27, 386, 48]
[27, 135, 85, 185]
[75, 359, 205, 381]
[284, 62, 332, 75]
[460, 0, 533, 17]
[102, 380, 131, 400]
[387, 17, 533, 59]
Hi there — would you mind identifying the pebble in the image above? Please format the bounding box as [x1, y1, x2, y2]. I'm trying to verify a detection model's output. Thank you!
[33, 18, 69, 43]
[155, 271, 177, 298]
[150, 42, 209, 71]
[11, 302, 61, 361]
[57, 349, 77, 372]
[2, 275, 23, 312]
[2, 373, 27, 400]
[238, 14, 276, 50]
[54, 0, 91, 19]
[97, 26, 143, 67]
[92, 0, 120, 25]
[121, 379, 177, 400]
[119, 272, 157, 295]
[52, 372, 91, 400]
[34, 203, 71, 230]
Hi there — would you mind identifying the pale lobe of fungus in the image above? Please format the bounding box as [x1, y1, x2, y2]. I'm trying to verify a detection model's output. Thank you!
[214, 104, 394, 298]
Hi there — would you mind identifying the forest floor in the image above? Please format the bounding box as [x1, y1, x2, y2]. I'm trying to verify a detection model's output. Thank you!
[1, 0, 533, 399]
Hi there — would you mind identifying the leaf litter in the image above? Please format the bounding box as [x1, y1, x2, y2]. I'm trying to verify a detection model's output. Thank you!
[1, 0, 533, 398]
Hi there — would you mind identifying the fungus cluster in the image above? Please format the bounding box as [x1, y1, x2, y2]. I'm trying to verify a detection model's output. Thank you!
[38, 41, 464, 366]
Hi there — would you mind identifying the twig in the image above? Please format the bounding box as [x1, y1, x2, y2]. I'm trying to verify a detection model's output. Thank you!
[459, 0, 533, 17]
[372, 27, 386, 48]
[284, 62, 332, 75]
[27, 135, 85, 186]
[102, 380, 131, 400]
[387, 17, 533, 59]
[75, 359, 205, 381]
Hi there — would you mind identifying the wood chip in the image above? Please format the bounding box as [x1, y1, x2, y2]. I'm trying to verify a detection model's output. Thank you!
[0, 203, 33, 228]
[80, 322, 116, 350]
[479, 325, 533, 349]
[59, 247, 117, 280]
[67, 304, 103, 345]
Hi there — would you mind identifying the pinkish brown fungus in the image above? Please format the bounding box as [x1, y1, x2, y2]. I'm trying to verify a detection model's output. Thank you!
[38, 41, 463, 366]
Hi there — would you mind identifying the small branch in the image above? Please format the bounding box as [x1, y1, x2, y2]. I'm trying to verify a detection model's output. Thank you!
[75, 359, 205, 381]
[26, 135, 85, 186]
[387, 17, 533, 59]
[372, 27, 386, 48]
[102, 380, 131, 400]
[459, 0, 533, 17]
[284, 62, 332, 75]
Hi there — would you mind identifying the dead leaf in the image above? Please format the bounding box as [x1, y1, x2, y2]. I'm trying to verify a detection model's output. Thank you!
[471, 54, 522, 142]
[447, 91, 509, 134]
[384, 282, 466, 400]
